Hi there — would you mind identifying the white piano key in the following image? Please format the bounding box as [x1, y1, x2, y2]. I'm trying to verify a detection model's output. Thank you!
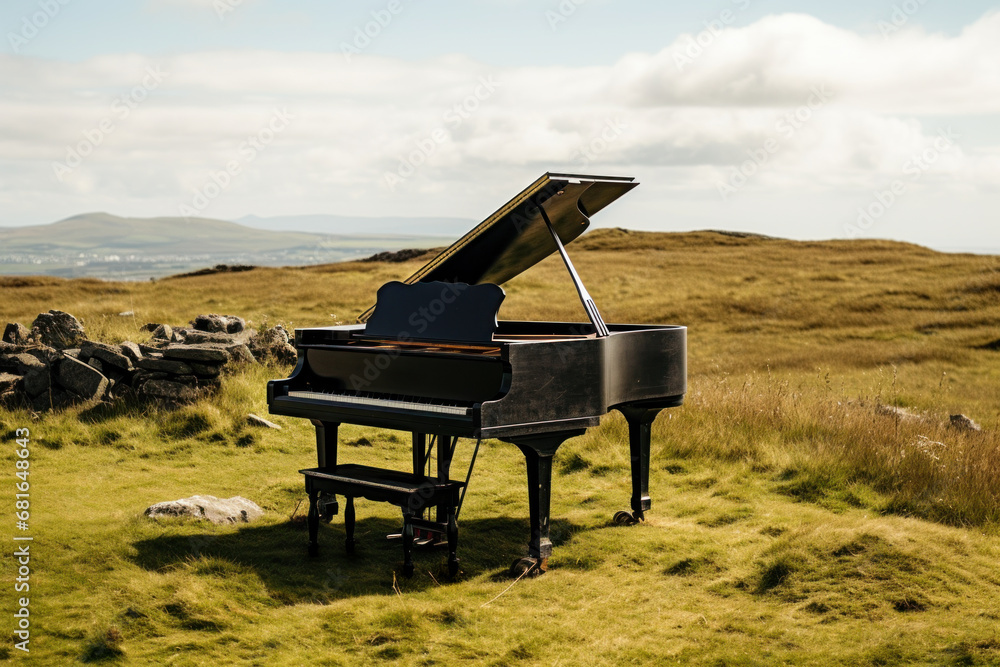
[287, 390, 471, 416]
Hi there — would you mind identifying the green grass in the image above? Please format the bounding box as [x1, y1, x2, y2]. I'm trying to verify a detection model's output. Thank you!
[1, 229, 999, 665]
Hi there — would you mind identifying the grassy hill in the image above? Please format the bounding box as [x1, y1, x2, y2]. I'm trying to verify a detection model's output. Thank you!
[0, 213, 448, 279]
[1, 229, 999, 665]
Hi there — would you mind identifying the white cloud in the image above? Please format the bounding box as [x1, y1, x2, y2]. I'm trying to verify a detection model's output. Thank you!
[0, 12, 997, 248]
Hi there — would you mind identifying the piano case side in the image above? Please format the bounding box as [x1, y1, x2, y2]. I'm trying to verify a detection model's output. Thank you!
[479, 338, 605, 437]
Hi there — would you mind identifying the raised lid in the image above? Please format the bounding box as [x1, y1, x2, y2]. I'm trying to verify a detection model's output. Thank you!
[359, 172, 637, 322]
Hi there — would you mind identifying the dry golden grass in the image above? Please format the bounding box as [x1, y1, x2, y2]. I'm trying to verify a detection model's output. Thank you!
[2, 229, 1000, 665]
[4, 228, 996, 528]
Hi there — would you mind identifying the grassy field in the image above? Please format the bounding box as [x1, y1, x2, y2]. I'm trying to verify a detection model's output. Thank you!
[1, 229, 999, 665]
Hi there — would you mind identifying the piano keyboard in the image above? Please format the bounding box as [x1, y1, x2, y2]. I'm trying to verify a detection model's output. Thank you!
[287, 390, 473, 416]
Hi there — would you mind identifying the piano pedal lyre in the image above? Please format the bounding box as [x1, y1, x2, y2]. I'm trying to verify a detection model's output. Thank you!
[318, 492, 338, 523]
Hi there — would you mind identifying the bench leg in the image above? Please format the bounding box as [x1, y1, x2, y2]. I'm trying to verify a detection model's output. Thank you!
[307, 489, 320, 557]
[344, 496, 356, 554]
[402, 510, 415, 578]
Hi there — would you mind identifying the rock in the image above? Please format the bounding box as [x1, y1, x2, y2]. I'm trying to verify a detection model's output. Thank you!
[877, 404, 919, 422]
[190, 362, 221, 378]
[192, 314, 245, 334]
[3, 322, 30, 345]
[162, 344, 230, 363]
[119, 341, 143, 364]
[88, 357, 105, 373]
[63, 348, 81, 359]
[0, 353, 44, 376]
[25, 345, 58, 364]
[79, 340, 117, 359]
[132, 370, 170, 387]
[949, 414, 982, 432]
[23, 367, 51, 397]
[151, 324, 173, 341]
[226, 343, 255, 364]
[136, 357, 193, 374]
[118, 310, 134, 317]
[0, 390, 19, 408]
[9, 353, 45, 374]
[31, 310, 85, 349]
[140, 322, 159, 332]
[247, 413, 281, 429]
[88, 346, 133, 371]
[144, 495, 263, 525]
[178, 330, 243, 345]
[248, 326, 296, 365]
[30, 391, 52, 411]
[139, 343, 166, 355]
[140, 379, 200, 402]
[0, 373, 22, 392]
[50, 388, 76, 409]
[56, 356, 109, 401]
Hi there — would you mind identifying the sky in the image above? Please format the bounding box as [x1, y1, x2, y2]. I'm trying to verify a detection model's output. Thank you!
[1, 0, 998, 252]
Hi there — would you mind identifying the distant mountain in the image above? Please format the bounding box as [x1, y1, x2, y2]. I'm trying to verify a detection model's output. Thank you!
[0, 213, 448, 280]
[236, 214, 475, 237]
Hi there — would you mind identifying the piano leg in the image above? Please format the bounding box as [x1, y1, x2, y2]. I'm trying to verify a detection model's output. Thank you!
[617, 406, 663, 523]
[311, 419, 339, 468]
[345, 496, 356, 554]
[508, 430, 585, 576]
[436, 436, 456, 526]
[307, 488, 320, 557]
[312, 420, 341, 520]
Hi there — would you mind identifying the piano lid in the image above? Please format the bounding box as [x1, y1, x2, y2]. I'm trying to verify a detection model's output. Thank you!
[358, 173, 637, 322]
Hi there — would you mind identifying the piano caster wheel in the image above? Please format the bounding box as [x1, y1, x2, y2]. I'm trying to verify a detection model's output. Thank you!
[403, 563, 415, 578]
[509, 557, 545, 578]
[613, 510, 640, 526]
[308, 543, 319, 557]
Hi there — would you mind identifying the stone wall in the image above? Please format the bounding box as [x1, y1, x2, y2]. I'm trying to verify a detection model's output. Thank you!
[0, 310, 296, 411]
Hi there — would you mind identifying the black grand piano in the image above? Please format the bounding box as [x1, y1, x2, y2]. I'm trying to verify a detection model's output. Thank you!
[267, 173, 686, 577]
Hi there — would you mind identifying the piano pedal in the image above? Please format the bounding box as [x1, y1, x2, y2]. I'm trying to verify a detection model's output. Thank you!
[387, 528, 446, 547]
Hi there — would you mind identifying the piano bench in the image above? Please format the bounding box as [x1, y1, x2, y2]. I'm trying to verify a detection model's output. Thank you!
[300, 465, 464, 578]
